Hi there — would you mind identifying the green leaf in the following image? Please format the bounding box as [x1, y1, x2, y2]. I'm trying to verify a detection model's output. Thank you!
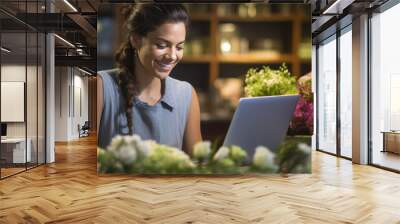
[244, 63, 298, 97]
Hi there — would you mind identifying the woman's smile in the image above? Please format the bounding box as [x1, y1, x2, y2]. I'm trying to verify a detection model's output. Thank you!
[155, 60, 175, 72]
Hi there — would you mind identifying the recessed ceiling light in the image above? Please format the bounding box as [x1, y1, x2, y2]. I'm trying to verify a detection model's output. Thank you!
[54, 34, 75, 48]
[63, 0, 78, 12]
[78, 67, 92, 76]
[1, 47, 11, 53]
[323, 0, 354, 15]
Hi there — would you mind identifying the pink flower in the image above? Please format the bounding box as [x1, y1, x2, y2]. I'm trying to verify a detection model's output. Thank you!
[290, 96, 313, 135]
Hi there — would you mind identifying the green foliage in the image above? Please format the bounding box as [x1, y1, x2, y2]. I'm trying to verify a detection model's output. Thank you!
[208, 145, 248, 174]
[276, 138, 311, 173]
[98, 135, 311, 175]
[141, 144, 195, 174]
[244, 64, 298, 97]
[209, 158, 244, 174]
[97, 148, 124, 173]
[229, 145, 247, 165]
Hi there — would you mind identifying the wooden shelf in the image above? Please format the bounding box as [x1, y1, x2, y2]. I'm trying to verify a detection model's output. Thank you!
[191, 14, 303, 23]
[179, 4, 311, 82]
[190, 14, 212, 21]
[182, 54, 295, 64]
[218, 53, 294, 64]
[218, 15, 295, 22]
[182, 55, 213, 63]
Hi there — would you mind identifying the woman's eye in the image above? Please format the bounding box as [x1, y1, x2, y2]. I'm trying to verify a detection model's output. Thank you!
[156, 43, 167, 49]
[177, 45, 184, 51]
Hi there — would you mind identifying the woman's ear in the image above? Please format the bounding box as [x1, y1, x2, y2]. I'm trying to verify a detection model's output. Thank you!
[130, 35, 142, 50]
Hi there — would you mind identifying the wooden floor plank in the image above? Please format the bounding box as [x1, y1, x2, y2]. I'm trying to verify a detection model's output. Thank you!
[0, 135, 400, 223]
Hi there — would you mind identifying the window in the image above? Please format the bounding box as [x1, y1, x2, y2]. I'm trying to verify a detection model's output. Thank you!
[0, 1, 46, 179]
[339, 26, 352, 158]
[317, 35, 337, 154]
[371, 2, 400, 171]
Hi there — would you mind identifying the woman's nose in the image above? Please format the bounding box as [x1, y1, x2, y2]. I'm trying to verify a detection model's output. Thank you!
[165, 48, 177, 61]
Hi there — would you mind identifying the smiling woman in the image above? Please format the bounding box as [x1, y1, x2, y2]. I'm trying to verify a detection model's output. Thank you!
[97, 3, 202, 155]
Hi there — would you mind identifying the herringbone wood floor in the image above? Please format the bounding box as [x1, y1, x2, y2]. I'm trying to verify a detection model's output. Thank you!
[1, 135, 400, 224]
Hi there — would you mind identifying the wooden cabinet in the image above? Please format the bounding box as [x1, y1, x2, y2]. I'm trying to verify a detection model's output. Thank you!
[177, 4, 311, 87]
[382, 132, 400, 154]
[174, 4, 311, 115]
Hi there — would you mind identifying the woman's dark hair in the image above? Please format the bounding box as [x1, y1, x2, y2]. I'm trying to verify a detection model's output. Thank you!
[115, 3, 189, 135]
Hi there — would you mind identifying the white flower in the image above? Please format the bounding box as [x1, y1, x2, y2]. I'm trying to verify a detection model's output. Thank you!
[117, 144, 137, 164]
[108, 135, 124, 151]
[143, 140, 157, 153]
[136, 140, 153, 157]
[124, 134, 142, 146]
[107, 135, 143, 164]
[170, 148, 195, 167]
[213, 146, 230, 161]
[253, 146, 276, 169]
[169, 147, 192, 162]
[297, 143, 311, 154]
[193, 141, 211, 160]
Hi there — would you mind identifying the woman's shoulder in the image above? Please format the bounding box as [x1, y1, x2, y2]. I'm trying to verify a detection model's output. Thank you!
[98, 68, 120, 87]
[166, 76, 193, 93]
[98, 68, 119, 80]
[97, 69, 122, 99]
[165, 76, 193, 111]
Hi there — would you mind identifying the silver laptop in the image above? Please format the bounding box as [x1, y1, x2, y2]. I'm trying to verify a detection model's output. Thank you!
[223, 95, 300, 162]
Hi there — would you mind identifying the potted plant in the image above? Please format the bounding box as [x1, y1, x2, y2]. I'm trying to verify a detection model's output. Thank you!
[244, 64, 313, 136]
[243, 64, 312, 173]
[244, 63, 297, 97]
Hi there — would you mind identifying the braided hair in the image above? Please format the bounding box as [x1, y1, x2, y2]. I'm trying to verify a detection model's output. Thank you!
[114, 3, 189, 135]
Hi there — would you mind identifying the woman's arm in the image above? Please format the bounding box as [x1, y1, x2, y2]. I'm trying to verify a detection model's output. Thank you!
[97, 75, 104, 136]
[183, 87, 202, 155]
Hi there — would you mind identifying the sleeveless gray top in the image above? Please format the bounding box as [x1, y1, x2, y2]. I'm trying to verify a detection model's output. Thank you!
[98, 69, 193, 150]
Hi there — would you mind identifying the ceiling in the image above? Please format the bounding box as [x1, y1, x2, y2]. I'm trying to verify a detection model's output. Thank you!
[309, 0, 389, 41]
[0, 0, 99, 72]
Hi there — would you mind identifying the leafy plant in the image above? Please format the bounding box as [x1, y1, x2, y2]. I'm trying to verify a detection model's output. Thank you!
[276, 137, 311, 173]
[244, 63, 298, 97]
[98, 135, 311, 175]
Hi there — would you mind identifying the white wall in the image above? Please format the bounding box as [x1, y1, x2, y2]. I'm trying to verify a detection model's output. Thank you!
[72, 72, 89, 138]
[1, 65, 36, 137]
[54, 67, 89, 141]
[1, 65, 26, 137]
[55, 66, 69, 141]
[1, 63, 46, 164]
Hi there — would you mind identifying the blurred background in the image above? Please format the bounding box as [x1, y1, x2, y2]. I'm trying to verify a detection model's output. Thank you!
[97, 3, 312, 144]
